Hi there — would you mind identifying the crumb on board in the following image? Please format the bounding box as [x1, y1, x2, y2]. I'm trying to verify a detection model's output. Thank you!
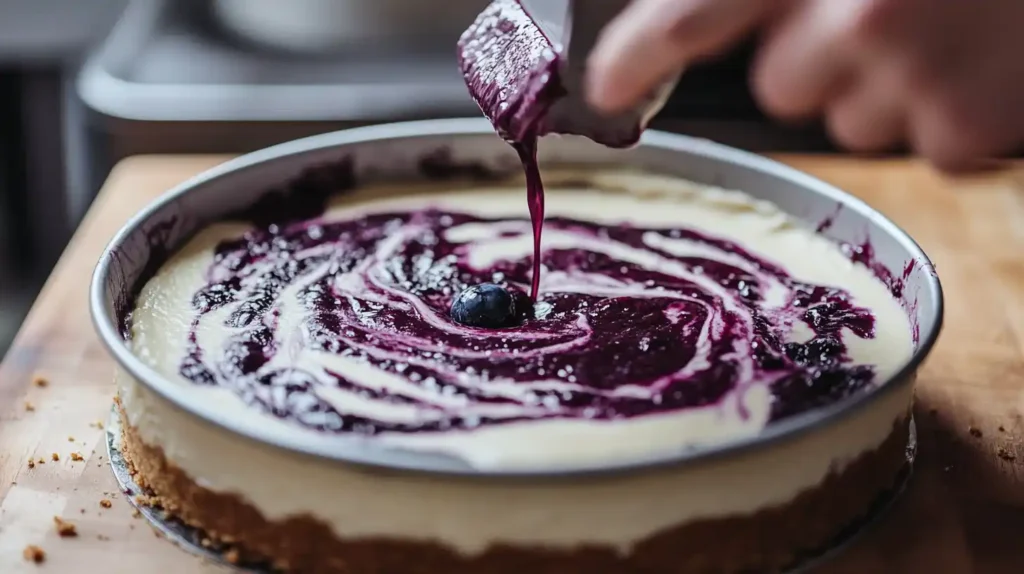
[51, 453, 59, 461]
[100, 499, 112, 509]
[969, 426, 983, 438]
[70, 452, 84, 462]
[999, 425, 1006, 432]
[224, 548, 241, 564]
[998, 447, 1017, 461]
[67, 436, 75, 442]
[132, 509, 141, 519]
[80, 508, 86, 514]
[32, 375, 47, 387]
[37, 458, 45, 465]
[53, 516, 77, 537]
[22, 545, 45, 563]
[24, 402, 35, 412]
[27, 459, 35, 469]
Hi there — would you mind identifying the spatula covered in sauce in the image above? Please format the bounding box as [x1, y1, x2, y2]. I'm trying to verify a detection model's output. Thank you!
[458, 0, 677, 148]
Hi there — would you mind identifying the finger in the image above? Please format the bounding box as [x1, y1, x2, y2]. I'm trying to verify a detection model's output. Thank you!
[825, 68, 908, 152]
[752, 0, 868, 121]
[908, 55, 1024, 171]
[587, 0, 788, 113]
[909, 98, 1016, 173]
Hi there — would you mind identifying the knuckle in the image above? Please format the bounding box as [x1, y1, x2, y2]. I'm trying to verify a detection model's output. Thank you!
[848, 0, 900, 41]
[750, 64, 787, 117]
[750, 48, 805, 119]
[825, 86, 907, 153]
[909, 100, 987, 169]
[826, 108, 880, 152]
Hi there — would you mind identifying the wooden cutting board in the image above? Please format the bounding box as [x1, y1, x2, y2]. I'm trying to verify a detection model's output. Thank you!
[1, 154, 1023, 574]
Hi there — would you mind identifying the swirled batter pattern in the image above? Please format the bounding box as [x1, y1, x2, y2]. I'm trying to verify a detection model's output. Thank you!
[174, 205, 879, 436]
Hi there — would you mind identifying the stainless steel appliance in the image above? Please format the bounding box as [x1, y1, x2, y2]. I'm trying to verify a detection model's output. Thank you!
[211, 0, 486, 52]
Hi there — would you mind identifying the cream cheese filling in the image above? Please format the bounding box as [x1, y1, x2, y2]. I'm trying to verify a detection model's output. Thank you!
[118, 369, 912, 554]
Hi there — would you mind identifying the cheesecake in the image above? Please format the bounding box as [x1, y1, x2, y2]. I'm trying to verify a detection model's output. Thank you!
[117, 168, 916, 573]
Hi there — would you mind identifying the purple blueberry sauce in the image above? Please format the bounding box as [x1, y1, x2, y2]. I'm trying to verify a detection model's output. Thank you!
[175, 205, 878, 435]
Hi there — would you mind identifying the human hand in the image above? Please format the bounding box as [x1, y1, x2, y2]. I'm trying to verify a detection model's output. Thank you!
[586, 0, 1024, 170]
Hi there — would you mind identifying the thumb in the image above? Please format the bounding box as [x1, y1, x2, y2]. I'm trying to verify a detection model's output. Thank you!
[586, 0, 789, 113]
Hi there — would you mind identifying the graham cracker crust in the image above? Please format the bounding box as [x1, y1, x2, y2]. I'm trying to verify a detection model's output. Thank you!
[118, 406, 910, 574]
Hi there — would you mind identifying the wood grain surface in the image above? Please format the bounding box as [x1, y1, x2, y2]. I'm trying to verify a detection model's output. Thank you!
[1, 154, 1023, 574]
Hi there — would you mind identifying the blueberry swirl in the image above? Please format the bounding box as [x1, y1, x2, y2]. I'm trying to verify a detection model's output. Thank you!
[170, 194, 889, 437]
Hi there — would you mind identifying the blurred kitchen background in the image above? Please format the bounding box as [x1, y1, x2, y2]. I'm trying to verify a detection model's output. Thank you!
[0, 0, 839, 356]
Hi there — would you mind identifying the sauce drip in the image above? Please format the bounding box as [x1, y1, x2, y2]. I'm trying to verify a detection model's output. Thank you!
[515, 139, 545, 299]
[457, 0, 573, 301]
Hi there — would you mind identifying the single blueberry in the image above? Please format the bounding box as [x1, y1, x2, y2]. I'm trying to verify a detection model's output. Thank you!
[450, 283, 517, 328]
